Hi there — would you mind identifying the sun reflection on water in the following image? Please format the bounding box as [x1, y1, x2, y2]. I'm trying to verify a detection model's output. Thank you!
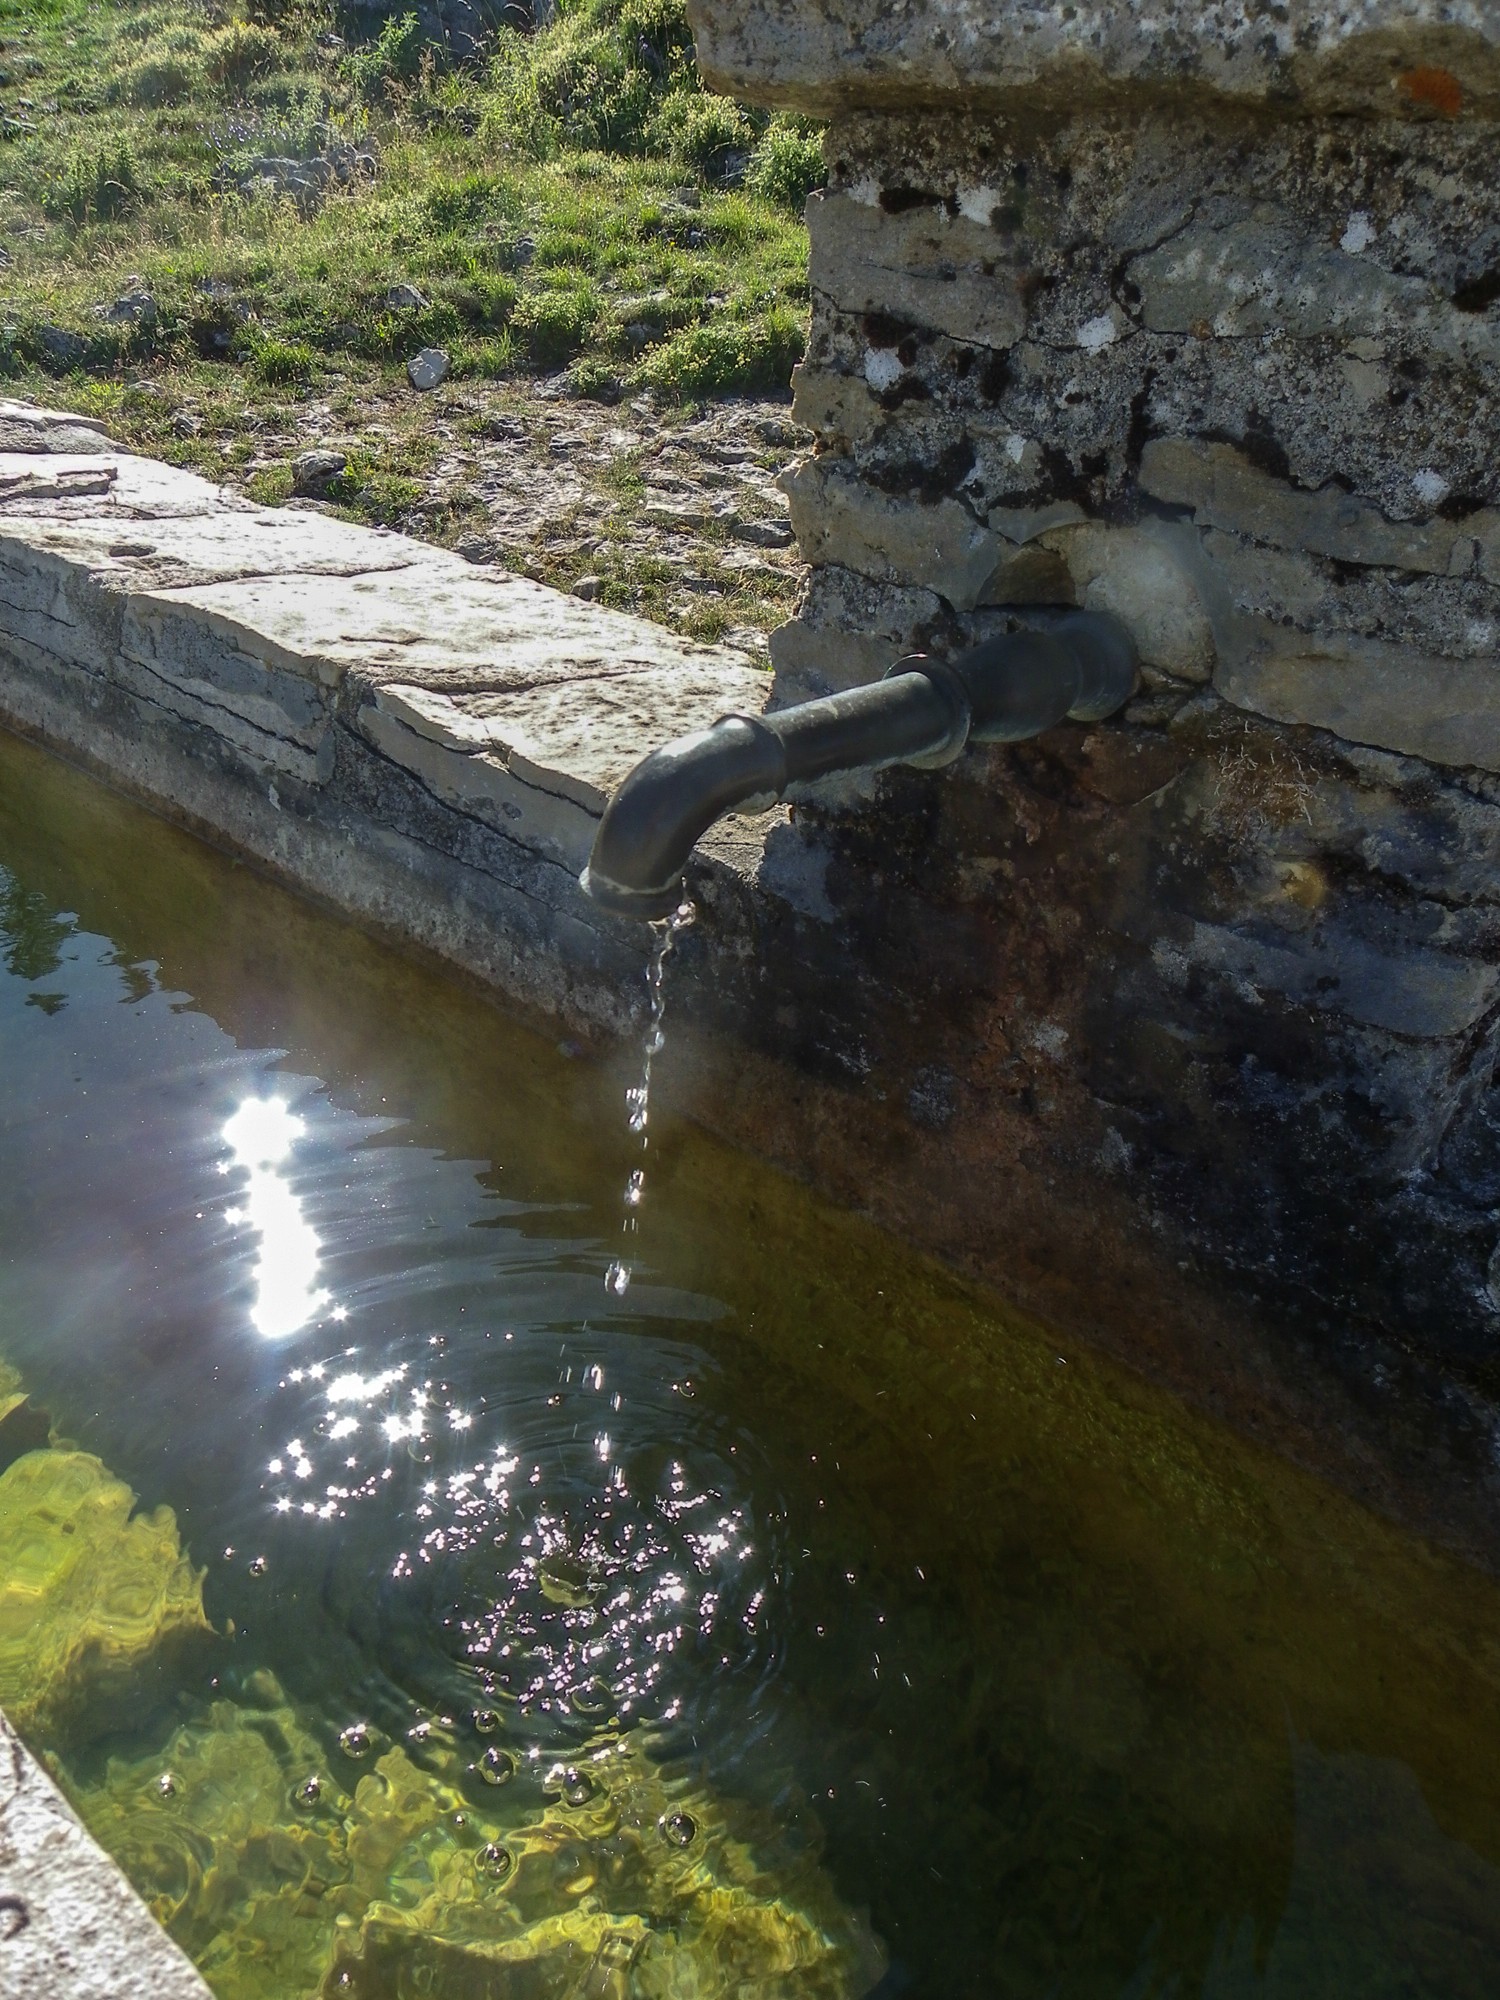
[221, 1097, 331, 1339]
[262, 1339, 776, 1740]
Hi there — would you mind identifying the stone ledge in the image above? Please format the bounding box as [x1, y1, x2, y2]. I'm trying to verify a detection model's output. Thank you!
[0, 407, 775, 1010]
[688, 0, 1500, 118]
[0, 1709, 212, 2000]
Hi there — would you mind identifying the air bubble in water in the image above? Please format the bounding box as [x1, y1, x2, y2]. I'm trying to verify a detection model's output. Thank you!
[293, 1774, 322, 1810]
[472, 1708, 500, 1736]
[476, 1843, 514, 1882]
[338, 1723, 372, 1759]
[155, 1772, 177, 1800]
[477, 1746, 516, 1786]
[550, 1765, 596, 1808]
[660, 1810, 697, 1848]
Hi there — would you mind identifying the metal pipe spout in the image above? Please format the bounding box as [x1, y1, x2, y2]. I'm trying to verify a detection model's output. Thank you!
[580, 608, 1137, 921]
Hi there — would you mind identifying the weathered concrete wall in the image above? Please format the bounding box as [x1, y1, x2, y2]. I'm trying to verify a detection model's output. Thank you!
[684, 1, 1500, 1501]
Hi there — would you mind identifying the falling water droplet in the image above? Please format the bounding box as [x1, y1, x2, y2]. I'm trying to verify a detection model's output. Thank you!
[660, 1811, 697, 1848]
[476, 1843, 514, 1882]
[338, 1723, 372, 1759]
[476, 1745, 516, 1787]
[292, 1774, 322, 1810]
[155, 1772, 177, 1800]
[604, 1260, 631, 1297]
[624, 1169, 645, 1209]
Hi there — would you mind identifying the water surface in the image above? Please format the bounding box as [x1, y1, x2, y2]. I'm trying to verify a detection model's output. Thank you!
[3, 726, 1500, 1998]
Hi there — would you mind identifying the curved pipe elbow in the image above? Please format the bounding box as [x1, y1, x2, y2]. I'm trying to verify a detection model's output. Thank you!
[580, 714, 788, 921]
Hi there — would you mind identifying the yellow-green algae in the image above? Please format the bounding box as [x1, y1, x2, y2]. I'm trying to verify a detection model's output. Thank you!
[81, 1681, 884, 1999]
[0, 1434, 213, 1740]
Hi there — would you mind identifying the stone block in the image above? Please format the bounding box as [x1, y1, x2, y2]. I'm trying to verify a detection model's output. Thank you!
[1198, 527, 1500, 667]
[789, 364, 882, 449]
[1131, 217, 1500, 370]
[0, 507, 431, 592]
[688, 0, 1500, 118]
[1037, 521, 1215, 682]
[0, 1711, 213, 2000]
[807, 190, 1027, 351]
[356, 643, 770, 873]
[1168, 919, 1499, 1040]
[1217, 623, 1500, 773]
[770, 564, 947, 702]
[120, 596, 338, 784]
[782, 455, 1000, 611]
[0, 450, 237, 521]
[1140, 439, 1491, 577]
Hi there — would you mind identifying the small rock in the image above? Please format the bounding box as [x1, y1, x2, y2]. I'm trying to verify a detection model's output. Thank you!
[643, 499, 719, 529]
[718, 547, 780, 575]
[291, 448, 348, 497]
[731, 517, 795, 549]
[511, 235, 536, 268]
[37, 325, 87, 367]
[407, 348, 450, 391]
[572, 575, 603, 601]
[454, 534, 496, 564]
[385, 283, 428, 310]
[94, 290, 157, 327]
[724, 625, 771, 655]
[757, 417, 805, 448]
[172, 412, 203, 439]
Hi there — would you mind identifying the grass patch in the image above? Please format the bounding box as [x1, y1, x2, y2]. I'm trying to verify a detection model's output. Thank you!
[0, 0, 823, 468]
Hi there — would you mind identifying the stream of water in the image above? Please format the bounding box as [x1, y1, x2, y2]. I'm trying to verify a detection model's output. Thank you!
[605, 899, 696, 1302]
[4, 727, 1500, 1999]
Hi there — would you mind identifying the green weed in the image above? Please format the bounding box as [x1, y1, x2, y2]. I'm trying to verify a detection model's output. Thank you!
[746, 118, 825, 212]
[51, 141, 147, 225]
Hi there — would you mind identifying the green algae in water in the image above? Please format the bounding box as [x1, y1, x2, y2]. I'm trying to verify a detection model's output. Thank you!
[4, 724, 1500, 1997]
[0, 1442, 213, 1741]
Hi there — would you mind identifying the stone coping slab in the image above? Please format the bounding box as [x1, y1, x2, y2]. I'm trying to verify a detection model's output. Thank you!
[687, 0, 1500, 117]
[0, 405, 771, 885]
[0, 1710, 212, 2000]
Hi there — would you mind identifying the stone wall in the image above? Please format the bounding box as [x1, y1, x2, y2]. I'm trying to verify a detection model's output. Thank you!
[688, 2, 1500, 1438]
